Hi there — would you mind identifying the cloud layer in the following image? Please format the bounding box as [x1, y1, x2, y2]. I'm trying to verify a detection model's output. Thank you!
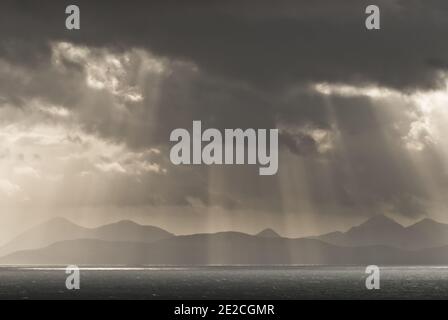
[1, 1, 448, 238]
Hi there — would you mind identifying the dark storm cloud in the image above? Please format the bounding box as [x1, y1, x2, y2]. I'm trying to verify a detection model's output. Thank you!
[1, 0, 448, 91]
[279, 132, 319, 156]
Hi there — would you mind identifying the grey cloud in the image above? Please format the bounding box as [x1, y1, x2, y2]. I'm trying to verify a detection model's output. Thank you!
[2, 0, 448, 91]
[279, 131, 319, 156]
[1, 0, 448, 222]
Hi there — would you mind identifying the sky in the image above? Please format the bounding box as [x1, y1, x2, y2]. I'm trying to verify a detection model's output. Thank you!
[1, 0, 448, 243]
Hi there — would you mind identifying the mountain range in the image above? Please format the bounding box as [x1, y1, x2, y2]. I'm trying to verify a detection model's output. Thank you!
[310, 214, 448, 249]
[0, 218, 173, 257]
[2, 215, 448, 265]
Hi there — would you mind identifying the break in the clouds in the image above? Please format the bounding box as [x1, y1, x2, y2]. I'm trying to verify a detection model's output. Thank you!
[1, 0, 448, 239]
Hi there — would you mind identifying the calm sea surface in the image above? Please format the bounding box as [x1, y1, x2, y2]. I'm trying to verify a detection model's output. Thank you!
[0, 266, 447, 299]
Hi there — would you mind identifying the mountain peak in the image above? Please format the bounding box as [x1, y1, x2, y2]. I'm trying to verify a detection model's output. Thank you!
[108, 220, 141, 227]
[46, 216, 75, 225]
[408, 217, 446, 230]
[414, 217, 439, 225]
[257, 228, 281, 238]
[361, 215, 402, 228]
[43, 217, 82, 230]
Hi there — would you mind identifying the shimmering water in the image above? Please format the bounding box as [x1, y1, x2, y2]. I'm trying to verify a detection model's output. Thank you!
[0, 266, 447, 299]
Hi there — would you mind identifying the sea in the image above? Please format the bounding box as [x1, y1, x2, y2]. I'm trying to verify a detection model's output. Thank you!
[0, 266, 447, 300]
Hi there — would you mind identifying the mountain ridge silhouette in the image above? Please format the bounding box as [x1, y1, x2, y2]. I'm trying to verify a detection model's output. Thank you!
[2, 215, 448, 265]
